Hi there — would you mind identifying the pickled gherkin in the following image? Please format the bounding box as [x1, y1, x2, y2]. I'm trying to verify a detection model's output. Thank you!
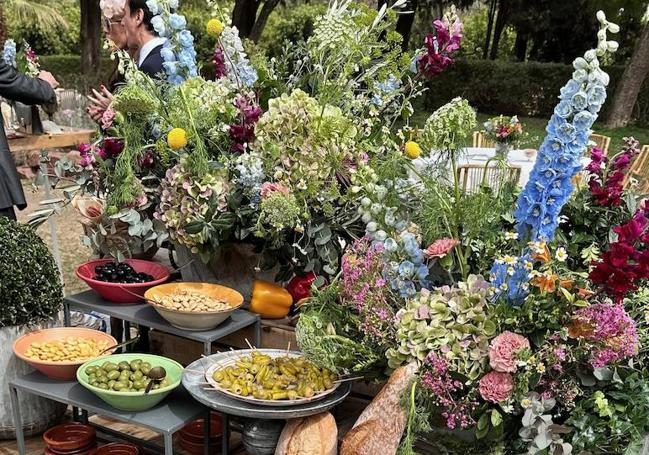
[212, 352, 337, 401]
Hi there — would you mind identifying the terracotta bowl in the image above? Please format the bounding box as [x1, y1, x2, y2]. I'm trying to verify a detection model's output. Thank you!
[45, 444, 97, 455]
[179, 438, 221, 455]
[95, 443, 139, 455]
[76, 258, 170, 303]
[14, 327, 117, 380]
[145, 283, 243, 331]
[43, 423, 96, 452]
[180, 413, 222, 444]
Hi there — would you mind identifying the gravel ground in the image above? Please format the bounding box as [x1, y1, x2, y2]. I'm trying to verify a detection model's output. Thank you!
[15, 182, 91, 296]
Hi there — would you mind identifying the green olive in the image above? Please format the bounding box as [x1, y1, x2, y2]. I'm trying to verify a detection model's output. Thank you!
[133, 380, 145, 389]
[103, 362, 118, 372]
[113, 381, 128, 391]
[108, 380, 116, 389]
[97, 383, 109, 390]
[107, 370, 121, 380]
[118, 361, 131, 371]
[129, 360, 142, 371]
[85, 366, 97, 375]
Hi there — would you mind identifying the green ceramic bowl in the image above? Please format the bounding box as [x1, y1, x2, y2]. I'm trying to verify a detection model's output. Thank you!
[77, 353, 183, 411]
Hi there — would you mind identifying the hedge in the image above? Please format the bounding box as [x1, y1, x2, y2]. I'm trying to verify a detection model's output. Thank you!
[39, 55, 115, 91]
[423, 59, 649, 127]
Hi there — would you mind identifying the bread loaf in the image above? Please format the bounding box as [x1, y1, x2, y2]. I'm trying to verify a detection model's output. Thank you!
[340, 362, 418, 455]
[275, 412, 337, 455]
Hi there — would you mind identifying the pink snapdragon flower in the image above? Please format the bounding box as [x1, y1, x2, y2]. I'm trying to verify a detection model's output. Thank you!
[100, 107, 116, 130]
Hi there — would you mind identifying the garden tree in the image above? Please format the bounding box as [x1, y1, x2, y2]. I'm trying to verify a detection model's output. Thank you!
[606, 6, 649, 128]
[0, 0, 67, 44]
[232, 0, 282, 41]
[80, 0, 101, 75]
[488, 0, 510, 59]
[482, 0, 495, 58]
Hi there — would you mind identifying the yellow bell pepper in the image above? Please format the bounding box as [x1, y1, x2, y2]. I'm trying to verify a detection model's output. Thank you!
[249, 280, 293, 319]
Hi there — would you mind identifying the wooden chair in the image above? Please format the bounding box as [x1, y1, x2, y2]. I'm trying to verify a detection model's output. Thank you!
[472, 131, 496, 148]
[589, 133, 611, 155]
[625, 144, 649, 193]
[457, 164, 522, 194]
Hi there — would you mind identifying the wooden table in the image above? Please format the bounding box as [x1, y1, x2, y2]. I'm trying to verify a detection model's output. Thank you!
[8, 128, 95, 154]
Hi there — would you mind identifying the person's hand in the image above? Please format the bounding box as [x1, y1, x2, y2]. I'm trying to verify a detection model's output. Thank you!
[87, 105, 104, 123]
[38, 71, 59, 89]
[87, 86, 114, 110]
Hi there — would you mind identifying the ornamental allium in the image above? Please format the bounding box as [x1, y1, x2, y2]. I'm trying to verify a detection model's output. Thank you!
[479, 371, 514, 403]
[488, 331, 530, 373]
[421, 97, 476, 152]
[424, 238, 459, 259]
[569, 303, 638, 368]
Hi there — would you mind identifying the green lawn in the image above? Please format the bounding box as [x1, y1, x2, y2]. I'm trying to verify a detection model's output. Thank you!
[409, 111, 649, 154]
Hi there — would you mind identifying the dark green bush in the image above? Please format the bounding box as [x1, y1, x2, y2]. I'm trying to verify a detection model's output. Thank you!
[39, 55, 114, 92]
[423, 59, 649, 126]
[0, 218, 63, 327]
[258, 3, 328, 59]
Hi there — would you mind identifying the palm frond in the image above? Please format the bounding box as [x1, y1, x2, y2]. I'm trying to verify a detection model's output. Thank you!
[7, 0, 69, 34]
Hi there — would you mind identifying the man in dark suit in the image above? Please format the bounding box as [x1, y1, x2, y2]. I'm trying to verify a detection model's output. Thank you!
[0, 64, 58, 220]
[122, 0, 166, 78]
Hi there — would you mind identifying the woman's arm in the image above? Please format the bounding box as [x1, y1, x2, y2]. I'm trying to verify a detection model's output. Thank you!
[0, 61, 56, 106]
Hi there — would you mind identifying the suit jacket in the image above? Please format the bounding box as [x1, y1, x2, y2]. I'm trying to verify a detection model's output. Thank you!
[139, 44, 165, 79]
[0, 61, 56, 210]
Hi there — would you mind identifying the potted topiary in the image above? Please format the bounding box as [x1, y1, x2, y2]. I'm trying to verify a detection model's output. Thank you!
[0, 217, 66, 439]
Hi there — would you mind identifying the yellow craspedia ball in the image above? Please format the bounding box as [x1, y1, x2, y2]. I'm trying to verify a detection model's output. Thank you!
[206, 19, 225, 38]
[404, 141, 422, 159]
[167, 128, 188, 150]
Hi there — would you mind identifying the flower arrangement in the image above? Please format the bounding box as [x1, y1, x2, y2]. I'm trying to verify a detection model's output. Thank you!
[148, 0, 198, 84]
[3, 39, 16, 68]
[3, 39, 40, 76]
[482, 115, 524, 146]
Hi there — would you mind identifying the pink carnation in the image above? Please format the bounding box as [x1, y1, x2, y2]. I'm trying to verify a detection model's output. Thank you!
[424, 238, 459, 258]
[479, 371, 514, 403]
[488, 331, 530, 373]
[260, 182, 290, 199]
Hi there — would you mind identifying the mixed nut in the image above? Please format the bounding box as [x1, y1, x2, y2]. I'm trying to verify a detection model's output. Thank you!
[25, 337, 112, 362]
[153, 289, 231, 312]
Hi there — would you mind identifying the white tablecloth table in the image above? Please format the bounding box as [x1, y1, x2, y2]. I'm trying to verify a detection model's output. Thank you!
[412, 147, 589, 188]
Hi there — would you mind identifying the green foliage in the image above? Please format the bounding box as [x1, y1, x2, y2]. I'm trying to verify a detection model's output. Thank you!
[295, 284, 387, 378]
[39, 55, 114, 91]
[258, 2, 327, 59]
[5, 0, 73, 54]
[422, 59, 649, 126]
[0, 217, 63, 327]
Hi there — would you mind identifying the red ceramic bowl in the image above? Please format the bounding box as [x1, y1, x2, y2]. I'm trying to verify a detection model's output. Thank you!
[95, 443, 139, 455]
[14, 327, 117, 380]
[76, 259, 170, 303]
[43, 424, 96, 452]
[179, 438, 221, 455]
[180, 413, 222, 444]
[45, 443, 97, 455]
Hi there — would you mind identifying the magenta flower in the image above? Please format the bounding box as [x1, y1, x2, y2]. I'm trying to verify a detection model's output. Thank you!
[417, 12, 463, 79]
[488, 331, 530, 373]
[569, 303, 638, 367]
[213, 45, 227, 79]
[479, 371, 514, 403]
[587, 138, 640, 207]
[424, 238, 459, 259]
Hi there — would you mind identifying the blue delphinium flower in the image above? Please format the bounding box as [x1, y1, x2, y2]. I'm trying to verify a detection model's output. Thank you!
[168, 13, 186, 30]
[499, 13, 619, 305]
[146, 0, 160, 15]
[220, 26, 258, 88]
[372, 75, 401, 106]
[489, 254, 532, 306]
[3, 39, 16, 67]
[151, 15, 167, 37]
[514, 35, 616, 242]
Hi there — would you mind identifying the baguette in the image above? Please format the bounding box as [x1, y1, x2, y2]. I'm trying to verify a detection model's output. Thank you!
[275, 412, 337, 455]
[340, 362, 418, 455]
